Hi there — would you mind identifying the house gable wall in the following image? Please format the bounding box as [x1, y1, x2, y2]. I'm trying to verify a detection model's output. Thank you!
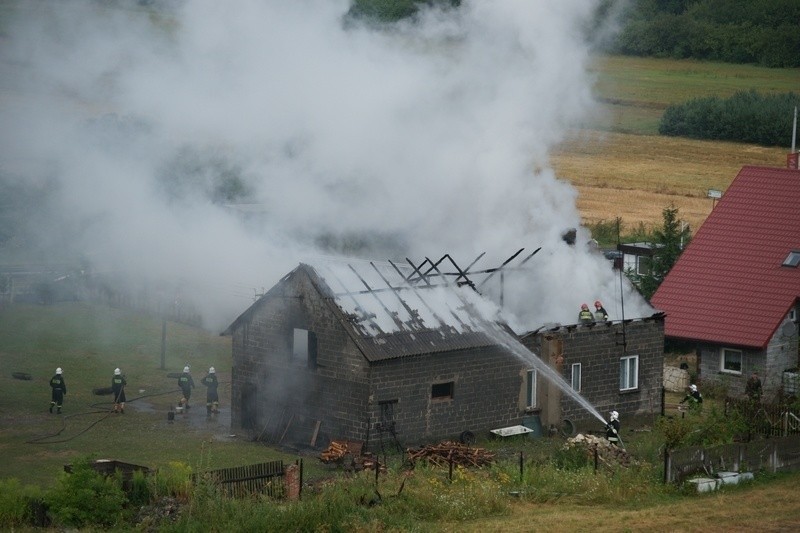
[230, 269, 370, 442]
[523, 318, 664, 431]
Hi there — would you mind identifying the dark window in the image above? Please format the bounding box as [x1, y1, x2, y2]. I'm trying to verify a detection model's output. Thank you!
[431, 381, 454, 400]
[292, 328, 317, 369]
[379, 399, 397, 426]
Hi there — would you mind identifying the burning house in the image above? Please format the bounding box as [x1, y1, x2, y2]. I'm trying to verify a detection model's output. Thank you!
[223, 254, 536, 448]
[223, 252, 665, 449]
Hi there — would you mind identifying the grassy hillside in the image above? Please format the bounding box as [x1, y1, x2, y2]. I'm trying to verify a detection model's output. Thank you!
[0, 302, 295, 488]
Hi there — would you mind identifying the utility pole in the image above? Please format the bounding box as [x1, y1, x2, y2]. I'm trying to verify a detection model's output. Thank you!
[160, 318, 167, 370]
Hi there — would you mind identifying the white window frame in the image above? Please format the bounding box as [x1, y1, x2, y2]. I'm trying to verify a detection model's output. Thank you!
[526, 369, 537, 409]
[571, 363, 582, 392]
[620, 355, 639, 391]
[720, 347, 743, 375]
[790, 308, 797, 322]
[636, 255, 651, 276]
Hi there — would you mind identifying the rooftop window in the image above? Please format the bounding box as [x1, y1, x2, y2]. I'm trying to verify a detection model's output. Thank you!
[783, 251, 800, 268]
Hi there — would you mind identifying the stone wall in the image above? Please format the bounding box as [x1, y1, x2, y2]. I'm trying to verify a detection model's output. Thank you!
[663, 366, 690, 392]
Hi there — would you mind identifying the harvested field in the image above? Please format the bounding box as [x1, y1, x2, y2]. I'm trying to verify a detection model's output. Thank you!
[552, 130, 789, 231]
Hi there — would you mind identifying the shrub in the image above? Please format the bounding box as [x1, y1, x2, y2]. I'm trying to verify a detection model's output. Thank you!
[0, 478, 43, 528]
[44, 457, 129, 528]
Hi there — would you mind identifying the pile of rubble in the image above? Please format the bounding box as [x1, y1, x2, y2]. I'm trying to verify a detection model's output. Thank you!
[406, 440, 494, 468]
[564, 433, 633, 467]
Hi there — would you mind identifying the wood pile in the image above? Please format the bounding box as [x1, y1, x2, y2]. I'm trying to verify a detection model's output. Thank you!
[406, 440, 494, 468]
[564, 433, 633, 467]
[319, 440, 363, 463]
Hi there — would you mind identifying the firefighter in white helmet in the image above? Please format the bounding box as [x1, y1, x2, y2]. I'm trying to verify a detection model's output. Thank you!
[681, 384, 703, 410]
[49, 367, 66, 414]
[201, 366, 220, 416]
[605, 410, 620, 446]
[111, 368, 127, 414]
[178, 366, 195, 409]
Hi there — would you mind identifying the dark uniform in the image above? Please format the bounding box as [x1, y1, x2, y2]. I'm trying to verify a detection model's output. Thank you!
[112, 369, 127, 413]
[49, 369, 66, 414]
[605, 411, 620, 446]
[178, 368, 195, 408]
[201, 368, 219, 415]
[745, 372, 762, 401]
[681, 385, 703, 409]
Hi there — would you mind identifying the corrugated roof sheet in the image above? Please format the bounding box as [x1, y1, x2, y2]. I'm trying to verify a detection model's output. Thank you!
[306, 259, 511, 361]
[650, 166, 800, 349]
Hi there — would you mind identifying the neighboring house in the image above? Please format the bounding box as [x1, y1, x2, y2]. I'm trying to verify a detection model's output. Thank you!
[520, 315, 665, 431]
[223, 257, 665, 448]
[651, 166, 800, 397]
[618, 242, 662, 278]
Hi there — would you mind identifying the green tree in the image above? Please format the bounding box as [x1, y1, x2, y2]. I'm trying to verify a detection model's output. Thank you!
[636, 205, 690, 299]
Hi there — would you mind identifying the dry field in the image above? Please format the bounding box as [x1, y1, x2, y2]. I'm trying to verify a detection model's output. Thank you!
[553, 131, 789, 232]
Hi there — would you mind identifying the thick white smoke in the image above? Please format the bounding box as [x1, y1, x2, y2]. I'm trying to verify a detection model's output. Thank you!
[0, 0, 652, 331]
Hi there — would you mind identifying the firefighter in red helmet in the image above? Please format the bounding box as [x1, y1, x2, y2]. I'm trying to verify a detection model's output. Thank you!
[578, 303, 594, 323]
[594, 300, 609, 321]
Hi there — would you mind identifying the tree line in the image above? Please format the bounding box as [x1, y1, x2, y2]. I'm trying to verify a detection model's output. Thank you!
[602, 0, 800, 68]
[349, 0, 800, 68]
[659, 91, 800, 147]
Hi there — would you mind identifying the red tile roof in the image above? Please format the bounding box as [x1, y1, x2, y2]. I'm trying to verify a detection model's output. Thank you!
[650, 165, 800, 349]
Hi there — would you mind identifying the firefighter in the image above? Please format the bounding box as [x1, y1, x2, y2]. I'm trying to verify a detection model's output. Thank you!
[594, 300, 609, 321]
[49, 367, 66, 414]
[578, 303, 594, 323]
[681, 384, 703, 409]
[745, 371, 762, 402]
[111, 368, 127, 414]
[605, 410, 620, 446]
[201, 366, 220, 416]
[178, 366, 195, 409]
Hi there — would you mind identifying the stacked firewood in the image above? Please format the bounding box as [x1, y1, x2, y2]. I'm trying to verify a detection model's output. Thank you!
[564, 433, 633, 467]
[320, 440, 361, 463]
[406, 440, 495, 468]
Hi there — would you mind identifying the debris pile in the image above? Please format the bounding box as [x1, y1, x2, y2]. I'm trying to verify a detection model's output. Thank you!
[564, 433, 633, 467]
[407, 441, 495, 467]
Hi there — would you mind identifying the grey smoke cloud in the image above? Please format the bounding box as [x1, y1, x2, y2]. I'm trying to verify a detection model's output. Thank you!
[0, 0, 652, 330]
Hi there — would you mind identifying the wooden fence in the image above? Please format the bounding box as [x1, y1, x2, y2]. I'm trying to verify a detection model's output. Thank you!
[725, 397, 800, 438]
[195, 460, 288, 498]
[665, 434, 800, 483]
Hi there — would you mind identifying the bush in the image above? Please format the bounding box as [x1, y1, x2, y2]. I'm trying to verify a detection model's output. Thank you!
[0, 478, 43, 528]
[44, 457, 129, 529]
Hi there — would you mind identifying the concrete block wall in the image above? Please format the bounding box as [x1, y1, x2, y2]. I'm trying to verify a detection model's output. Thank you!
[369, 346, 524, 445]
[523, 317, 664, 431]
[230, 269, 370, 439]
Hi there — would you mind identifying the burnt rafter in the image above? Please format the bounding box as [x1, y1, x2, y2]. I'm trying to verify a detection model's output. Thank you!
[369, 262, 427, 331]
[330, 249, 542, 300]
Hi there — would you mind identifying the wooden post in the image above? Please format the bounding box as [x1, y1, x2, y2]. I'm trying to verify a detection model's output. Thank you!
[519, 451, 524, 482]
[160, 319, 166, 370]
[663, 448, 670, 483]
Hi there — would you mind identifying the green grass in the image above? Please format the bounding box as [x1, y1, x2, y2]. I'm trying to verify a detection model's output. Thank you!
[588, 55, 800, 135]
[0, 302, 300, 488]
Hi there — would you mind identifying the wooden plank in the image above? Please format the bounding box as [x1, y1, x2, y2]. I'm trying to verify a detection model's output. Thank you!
[279, 414, 295, 444]
[310, 420, 322, 447]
